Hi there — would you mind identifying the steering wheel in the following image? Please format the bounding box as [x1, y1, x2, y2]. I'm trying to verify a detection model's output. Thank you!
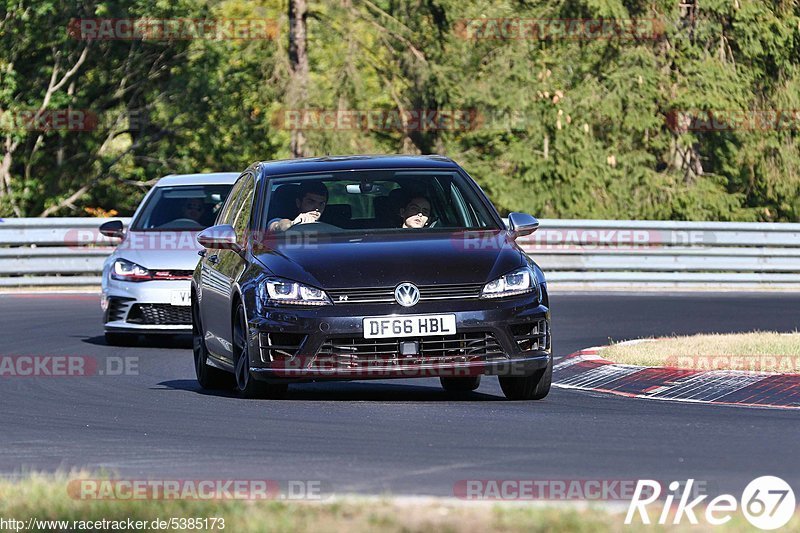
[157, 218, 204, 230]
[285, 221, 341, 233]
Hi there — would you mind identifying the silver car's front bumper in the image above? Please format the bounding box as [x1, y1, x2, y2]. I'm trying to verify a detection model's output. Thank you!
[102, 278, 193, 334]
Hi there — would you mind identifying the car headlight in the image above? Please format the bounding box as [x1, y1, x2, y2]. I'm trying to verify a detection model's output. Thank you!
[257, 278, 331, 306]
[111, 259, 151, 282]
[481, 267, 537, 299]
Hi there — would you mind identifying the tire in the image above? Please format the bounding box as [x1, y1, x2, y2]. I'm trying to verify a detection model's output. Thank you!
[440, 375, 481, 392]
[233, 304, 288, 399]
[104, 332, 136, 346]
[498, 356, 552, 401]
[193, 299, 234, 390]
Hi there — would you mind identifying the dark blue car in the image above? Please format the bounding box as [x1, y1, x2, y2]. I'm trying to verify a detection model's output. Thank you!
[192, 155, 551, 400]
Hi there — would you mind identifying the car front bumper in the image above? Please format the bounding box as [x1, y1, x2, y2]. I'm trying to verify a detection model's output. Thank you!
[244, 293, 551, 382]
[102, 278, 193, 334]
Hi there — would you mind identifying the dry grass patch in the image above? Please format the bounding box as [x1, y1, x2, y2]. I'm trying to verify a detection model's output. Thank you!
[598, 332, 800, 372]
[3, 473, 797, 532]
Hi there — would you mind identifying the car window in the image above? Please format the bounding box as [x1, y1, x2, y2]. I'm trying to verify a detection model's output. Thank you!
[231, 174, 255, 240]
[262, 169, 498, 234]
[130, 184, 232, 231]
[450, 180, 488, 228]
[217, 174, 249, 226]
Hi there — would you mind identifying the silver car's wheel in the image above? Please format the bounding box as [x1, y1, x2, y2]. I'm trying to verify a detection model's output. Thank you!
[233, 304, 287, 399]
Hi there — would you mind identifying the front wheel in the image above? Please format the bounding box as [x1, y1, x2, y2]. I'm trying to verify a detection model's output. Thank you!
[498, 357, 552, 401]
[233, 304, 288, 399]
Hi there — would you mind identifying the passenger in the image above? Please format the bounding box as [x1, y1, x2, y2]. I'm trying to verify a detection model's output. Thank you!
[180, 198, 206, 223]
[399, 196, 432, 228]
[268, 182, 329, 232]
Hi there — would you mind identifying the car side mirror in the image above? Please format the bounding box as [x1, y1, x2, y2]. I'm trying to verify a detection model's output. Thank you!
[507, 212, 539, 240]
[99, 220, 124, 239]
[197, 224, 242, 253]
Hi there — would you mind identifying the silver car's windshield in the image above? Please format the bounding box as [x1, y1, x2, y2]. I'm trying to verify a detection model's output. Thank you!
[263, 170, 499, 234]
[131, 185, 232, 231]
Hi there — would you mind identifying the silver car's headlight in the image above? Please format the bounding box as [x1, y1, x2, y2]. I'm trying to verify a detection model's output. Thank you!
[257, 278, 331, 306]
[481, 267, 537, 298]
[111, 259, 151, 282]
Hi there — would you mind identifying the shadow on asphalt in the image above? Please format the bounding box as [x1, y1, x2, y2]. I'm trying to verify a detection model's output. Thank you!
[155, 379, 505, 402]
[79, 334, 193, 349]
[153, 380, 240, 398]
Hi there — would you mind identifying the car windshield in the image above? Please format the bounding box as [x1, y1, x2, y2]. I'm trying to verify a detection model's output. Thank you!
[131, 185, 232, 231]
[263, 170, 499, 234]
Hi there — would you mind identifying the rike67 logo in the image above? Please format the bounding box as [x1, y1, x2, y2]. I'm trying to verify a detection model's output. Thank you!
[626, 476, 795, 530]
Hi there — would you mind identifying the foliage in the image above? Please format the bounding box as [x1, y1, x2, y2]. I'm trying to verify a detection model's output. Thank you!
[1, 0, 799, 220]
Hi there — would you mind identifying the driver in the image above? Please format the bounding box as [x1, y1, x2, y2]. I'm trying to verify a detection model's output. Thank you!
[180, 198, 206, 223]
[399, 196, 432, 228]
[268, 182, 329, 232]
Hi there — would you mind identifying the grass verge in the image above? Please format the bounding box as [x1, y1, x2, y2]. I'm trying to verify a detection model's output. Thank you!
[0, 473, 797, 532]
[598, 332, 800, 371]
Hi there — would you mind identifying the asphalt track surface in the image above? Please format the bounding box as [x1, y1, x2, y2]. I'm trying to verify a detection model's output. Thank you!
[0, 292, 798, 497]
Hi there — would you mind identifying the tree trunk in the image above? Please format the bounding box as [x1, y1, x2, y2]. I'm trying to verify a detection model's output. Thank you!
[0, 138, 22, 216]
[288, 0, 309, 158]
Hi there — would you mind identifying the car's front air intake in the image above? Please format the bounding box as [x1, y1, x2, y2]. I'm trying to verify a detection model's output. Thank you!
[126, 304, 192, 325]
[315, 331, 505, 367]
[510, 319, 549, 351]
[259, 333, 307, 362]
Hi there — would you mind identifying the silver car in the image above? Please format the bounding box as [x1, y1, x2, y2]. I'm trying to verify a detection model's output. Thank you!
[100, 172, 238, 345]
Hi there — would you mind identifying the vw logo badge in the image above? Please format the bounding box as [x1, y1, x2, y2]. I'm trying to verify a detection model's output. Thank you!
[394, 283, 420, 307]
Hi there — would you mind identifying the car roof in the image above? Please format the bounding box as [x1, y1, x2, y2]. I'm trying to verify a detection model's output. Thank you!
[256, 155, 459, 177]
[154, 172, 240, 187]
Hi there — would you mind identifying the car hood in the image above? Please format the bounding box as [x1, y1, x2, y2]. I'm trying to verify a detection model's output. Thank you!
[110, 231, 203, 271]
[252, 230, 526, 288]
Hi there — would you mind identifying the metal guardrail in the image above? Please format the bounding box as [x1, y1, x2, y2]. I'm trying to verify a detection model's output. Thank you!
[517, 220, 800, 288]
[1, 217, 799, 289]
[0, 218, 129, 287]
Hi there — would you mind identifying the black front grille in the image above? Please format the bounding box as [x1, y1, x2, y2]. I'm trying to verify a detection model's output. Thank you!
[316, 332, 505, 366]
[325, 287, 393, 304]
[326, 283, 484, 304]
[419, 283, 484, 300]
[259, 333, 306, 363]
[127, 304, 192, 325]
[510, 319, 548, 351]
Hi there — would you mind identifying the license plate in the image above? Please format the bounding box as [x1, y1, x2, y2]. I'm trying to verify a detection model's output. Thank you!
[363, 314, 456, 339]
[170, 290, 190, 306]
